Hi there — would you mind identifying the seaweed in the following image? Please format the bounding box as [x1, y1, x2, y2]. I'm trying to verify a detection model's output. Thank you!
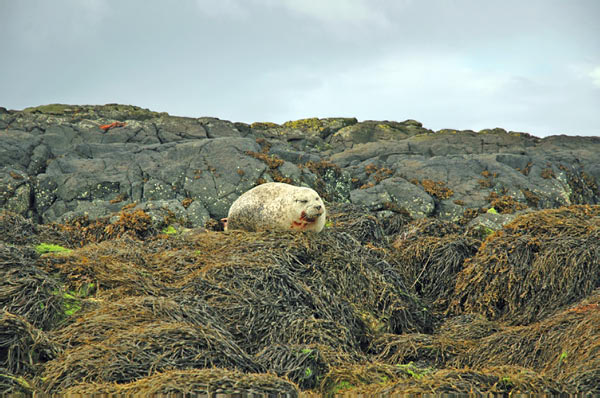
[42, 321, 261, 391]
[450, 205, 600, 324]
[392, 219, 480, 310]
[0, 243, 65, 330]
[0, 311, 59, 376]
[1, 204, 599, 395]
[62, 368, 299, 396]
[455, 291, 600, 392]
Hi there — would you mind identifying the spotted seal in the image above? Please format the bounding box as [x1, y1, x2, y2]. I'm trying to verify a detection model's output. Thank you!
[225, 182, 326, 232]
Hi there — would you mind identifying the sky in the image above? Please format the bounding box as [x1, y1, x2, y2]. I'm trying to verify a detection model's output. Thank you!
[1, 0, 599, 137]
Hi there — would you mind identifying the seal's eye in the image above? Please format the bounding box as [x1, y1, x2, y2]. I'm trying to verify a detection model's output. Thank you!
[297, 199, 308, 203]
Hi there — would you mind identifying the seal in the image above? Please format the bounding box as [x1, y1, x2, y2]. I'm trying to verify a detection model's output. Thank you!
[225, 182, 326, 232]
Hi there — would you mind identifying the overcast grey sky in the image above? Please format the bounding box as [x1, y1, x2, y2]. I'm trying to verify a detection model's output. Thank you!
[1, 0, 599, 137]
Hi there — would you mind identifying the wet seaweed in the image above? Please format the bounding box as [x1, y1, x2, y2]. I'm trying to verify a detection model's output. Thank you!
[0, 311, 59, 376]
[42, 321, 261, 391]
[455, 290, 600, 389]
[255, 344, 334, 390]
[450, 205, 600, 324]
[392, 222, 480, 310]
[366, 366, 565, 395]
[0, 211, 38, 245]
[0, 243, 64, 330]
[1, 204, 599, 395]
[0, 367, 35, 395]
[62, 368, 299, 396]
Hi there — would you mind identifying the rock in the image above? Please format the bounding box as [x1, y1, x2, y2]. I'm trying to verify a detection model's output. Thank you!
[350, 177, 435, 219]
[57, 199, 124, 223]
[0, 104, 598, 226]
[329, 120, 430, 150]
[282, 117, 358, 140]
[3, 179, 31, 216]
[468, 212, 518, 233]
[198, 117, 245, 138]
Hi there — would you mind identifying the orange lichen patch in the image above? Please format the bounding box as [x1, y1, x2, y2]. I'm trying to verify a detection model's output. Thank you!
[181, 198, 193, 209]
[487, 193, 527, 214]
[109, 194, 127, 204]
[568, 303, 599, 314]
[522, 189, 540, 208]
[9, 171, 24, 180]
[420, 179, 454, 199]
[365, 164, 394, 183]
[541, 167, 555, 179]
[245, 151, 284, 169]
[99, 121, 126, 131]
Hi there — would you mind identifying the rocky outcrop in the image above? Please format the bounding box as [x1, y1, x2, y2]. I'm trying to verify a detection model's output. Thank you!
[1, 104, 599, 227]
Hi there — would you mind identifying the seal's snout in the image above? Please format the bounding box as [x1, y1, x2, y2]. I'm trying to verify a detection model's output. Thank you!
[307, 205, 324, 218]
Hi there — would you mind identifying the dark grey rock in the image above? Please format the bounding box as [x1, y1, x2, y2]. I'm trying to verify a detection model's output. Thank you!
[32, 175, 58, 216]
[198, 117, 244, 138]
[350, 177, 434, 218]
[184, 200, 211, 227]
[468, 211, 517, 232]
[0, 130, 40, 169]
[0, 104, 598, 227]
[1, 175, 31, 216]
[57, 199, 124, 223]
[329, 120, 430, 150]
[269, 146, 321, 164]
[27, 144, 51, 175]
[133, 200, 188, 226]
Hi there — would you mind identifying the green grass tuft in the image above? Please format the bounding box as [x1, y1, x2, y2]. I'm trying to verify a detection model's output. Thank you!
[35, 243, 72, 254]
[162, 225, 178, 235]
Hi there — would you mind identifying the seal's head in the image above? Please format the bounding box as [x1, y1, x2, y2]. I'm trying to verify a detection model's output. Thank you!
[289, 187, 326, 232]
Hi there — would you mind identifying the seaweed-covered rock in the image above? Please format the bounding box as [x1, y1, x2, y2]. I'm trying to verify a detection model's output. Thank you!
[0, 243, 65, 330]
[0, 311, 59, 376]
[450, 205, 600, 325]
[455, 291, 600, 392]
[178, 228, 433, 354]
[62, 368, 299, 397]
[43, 321, 261, 391]
[391, 219, 481, 310]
